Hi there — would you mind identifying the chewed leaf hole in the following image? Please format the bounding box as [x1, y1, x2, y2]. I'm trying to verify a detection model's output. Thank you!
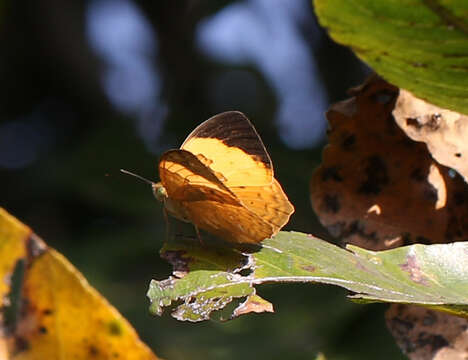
[239, 268, 252, 277]
[149, 232, 468, 322]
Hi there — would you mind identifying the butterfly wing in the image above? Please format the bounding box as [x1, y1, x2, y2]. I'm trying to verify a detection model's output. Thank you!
[182, 111, 294, 230]
[181, 111, 273, 187]
[231, 179, 294, 229]
[159, 149, 235, 198]
[182, 200, 275, 244]
[159, 149, 275, 244]
[159, 111, 294, 244]
[183, 179, 294, 244]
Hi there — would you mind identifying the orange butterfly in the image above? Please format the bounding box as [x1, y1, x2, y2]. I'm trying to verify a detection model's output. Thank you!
[123, 111, 294, 244]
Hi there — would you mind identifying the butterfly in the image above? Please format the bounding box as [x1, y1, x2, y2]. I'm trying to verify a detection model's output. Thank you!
[123, 111, 294, 244]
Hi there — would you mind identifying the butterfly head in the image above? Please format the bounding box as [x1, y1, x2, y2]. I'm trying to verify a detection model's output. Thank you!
[152, 182, 168, 202]
[153, 181, 191, 223]
[120, 169, 164, 200]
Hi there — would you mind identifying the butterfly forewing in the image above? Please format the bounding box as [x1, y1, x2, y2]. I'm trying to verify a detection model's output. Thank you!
[181, 111, 273, 187]
[159, 149, 235, 200]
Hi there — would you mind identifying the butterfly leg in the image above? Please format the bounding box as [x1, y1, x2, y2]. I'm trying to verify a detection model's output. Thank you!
[162, 207, 171, 243]
[194, 225, 204, 246]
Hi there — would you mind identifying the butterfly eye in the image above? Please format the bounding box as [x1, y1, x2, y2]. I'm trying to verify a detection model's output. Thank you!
[152, 183, 168, 202]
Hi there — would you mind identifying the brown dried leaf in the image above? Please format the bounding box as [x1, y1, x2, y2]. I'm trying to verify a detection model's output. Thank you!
[393, 90, 468, 183]
[310, 75, 468, 250]
[232, 293, 274, 318]
[311, 76, 468, 359]
[386, 304, 468, 360]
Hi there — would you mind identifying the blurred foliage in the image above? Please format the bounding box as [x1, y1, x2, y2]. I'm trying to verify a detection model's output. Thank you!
[0, 1, 403, 359]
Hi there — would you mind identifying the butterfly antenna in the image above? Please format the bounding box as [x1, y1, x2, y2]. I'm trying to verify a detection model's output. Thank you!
[120, 169, 155, 185]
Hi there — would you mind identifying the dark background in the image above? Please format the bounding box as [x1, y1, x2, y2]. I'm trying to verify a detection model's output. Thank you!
[1, 1, 405, 359]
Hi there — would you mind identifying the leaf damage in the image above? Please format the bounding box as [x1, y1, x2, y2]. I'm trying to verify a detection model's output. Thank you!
[147, 241, 264, 322]
[232, 293, 274, 318]
[148, 232, 468, 323]
[400, 254, 429, 285]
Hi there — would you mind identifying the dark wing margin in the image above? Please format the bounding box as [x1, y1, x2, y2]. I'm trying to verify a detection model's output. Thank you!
[181, 111, 272, 170]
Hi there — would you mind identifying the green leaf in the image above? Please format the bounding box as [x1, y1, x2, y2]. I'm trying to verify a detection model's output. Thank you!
[314, 0, 468, 115]
[147, 232, 468, 322]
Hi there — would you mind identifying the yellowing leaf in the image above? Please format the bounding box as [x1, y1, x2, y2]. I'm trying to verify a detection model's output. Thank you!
[0, 208, 31, 299]
[0, 208, 159, 360]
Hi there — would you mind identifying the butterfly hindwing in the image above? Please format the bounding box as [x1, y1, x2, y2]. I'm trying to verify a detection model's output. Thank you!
[230, 179, 294, 229]
[182, 200, 274, 244]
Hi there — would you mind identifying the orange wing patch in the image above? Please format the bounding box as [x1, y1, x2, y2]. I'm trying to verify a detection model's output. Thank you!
[181, 111, 273, 186]
[231, 179, 294, 229]
[182, 137, 272, 186]
[159, 149, 234, 199]
[182, 200, 274, 244]
[156, 111, 294, 244]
